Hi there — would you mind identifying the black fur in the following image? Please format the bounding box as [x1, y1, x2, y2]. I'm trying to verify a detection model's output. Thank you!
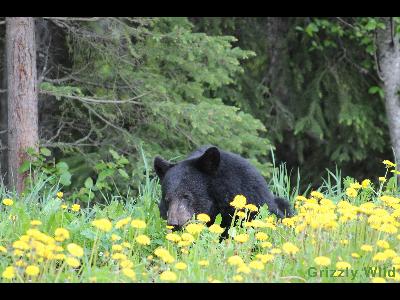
[154, 145, 293, 229]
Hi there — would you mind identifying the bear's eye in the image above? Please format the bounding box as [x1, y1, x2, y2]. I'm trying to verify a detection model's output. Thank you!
[182, 193, 191, 201]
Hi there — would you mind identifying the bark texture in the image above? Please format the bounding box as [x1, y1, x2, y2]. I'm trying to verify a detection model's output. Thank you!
[6, 17, 38, 192]
[377, 18, 400, 169]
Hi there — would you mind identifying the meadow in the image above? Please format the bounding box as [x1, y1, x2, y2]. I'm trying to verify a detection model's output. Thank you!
[1, 157, 400, 283]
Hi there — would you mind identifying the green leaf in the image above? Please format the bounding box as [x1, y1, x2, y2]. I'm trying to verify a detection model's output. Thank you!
[18, 161, 31, 173]
[118, 169, 129, 179]
[56, 161, 69, 172]
[59, 173, 72, 186]
[40, 147, 52, 157]
[214, 213, 222, 225]
[84, 177, 94, 189]
[109, 149, 120, 160]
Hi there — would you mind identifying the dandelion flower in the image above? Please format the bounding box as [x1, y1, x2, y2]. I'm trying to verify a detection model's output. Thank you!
[135, 234, 151, 246]
[166, 233, 181, 243]
[92, 218, 112, 232]
[30, 220, 42, 226]
[379, 177, 387, 183]
[25, 265, 40, 277]
[249, 260, 264, 270]
[228, 255, 244, 266]
[362, 179, 371, 188]
[237, 211, 246, 218]
[234, 233, 249, 243]
[314, 256, 331, 266]
[115, 217, 131, 229]
[376, 240, 390, 249]
[232, 275, 243, 282]
[130, 219, 146, 229]
[198, 260, 209, 267]
[71, 204, 80, 212]
[282, 242, 299, 255]
[2, 266, 15, 280]
[61, 204, 68, 210]
[346, 187, 357, 198]
[336, 261, 351, 270]
[245, 204, 258, 212]
[371, 277, 386, 283]
[159, 270, 177, 282]
[383, 160, 396, 168]
[112, 244, 123, 252]
[120, 260, 134, 269]
[111, 234, 121, 242]
[197, 214, 211, 223]
[209, 224, 224, 234]
[2, 198, 13, 206]
[56, 192, 64, 198]
[351, 253, 360, 259]
[67, 243, 84, 258]
[175, 262, 187, 270]
[0, 246, 7, 253]
[261, 241, 273, 248]
[361, 244, 373, 252]
[255, 232, 268, 241]
[122, 268, 136, 281]
[185, 223, 204, 235]
[230, 195, 247, 209]
[112, 253, 127, 261]
[236, 265, 251, 274]
[311, 191, 324, 199]
[54, 228, 70, 242]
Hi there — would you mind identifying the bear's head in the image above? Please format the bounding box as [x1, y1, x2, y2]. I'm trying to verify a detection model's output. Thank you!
[154, 147, 220, 229]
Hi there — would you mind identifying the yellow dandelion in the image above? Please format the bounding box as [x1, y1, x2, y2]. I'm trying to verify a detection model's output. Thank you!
[198, 260, 209, 267]
[314, 256, 331, 266]
[2, 198, 13, 206]
[228, 255, 244, 266]
[232, 275, 243, 282]
[92, 218, 112, 232]
[71, 204, 80, 212]
[209, 224, 224, 234]
[185, 223, 204, 235]
[336, 261, 351, 270]
[230, 195, 247, 209]
[361, 244, 373, 252]
[351, 252, 361, 259]
[371, 277, 386, 283]
[120, 260, 134, 269]
[255, 232, 268, 241]
[362, 179, 371, 188]
[135, 234, 151, 246]
[249, 260, 264, 270]
[282, 242, 299, 255]
[122, 268, 136, 281]
[383, 160, 396, 168]
[56, 192, 64, 198]
[30, 220, 42, 226]
[237, 211, 247, 218]
[67, 243, 84, 258]
[115, 217, 131, 229]
[245, 204, 258, 212]
[25, 265, 40, 277]
[175, 262, 187, 270]
[111, 234, 121, 242]
[166, 233, 182, 243]
[159, 270, 177, 282]
[379, 177, 387, 183]
[130, 219, 146, 229]
[197, 213, 211, 223]
[346, 187, 357, 198]
[376, 240, 390, 249]
[2, 266, 15, 280]
[234, 233, 249, 243]
[54, 228, 70, 242]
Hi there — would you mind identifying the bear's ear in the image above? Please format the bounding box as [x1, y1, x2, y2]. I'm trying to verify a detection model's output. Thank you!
[195, 147, 220, 175]
[154, 156, 174, 180]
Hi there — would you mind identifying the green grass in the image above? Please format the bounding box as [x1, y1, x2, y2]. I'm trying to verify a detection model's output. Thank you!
[1, 158, 400, 283]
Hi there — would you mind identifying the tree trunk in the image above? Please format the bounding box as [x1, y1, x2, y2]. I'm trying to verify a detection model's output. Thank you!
[377, 17, 400, 171]
[6, 17, 38, 193]
[0, 48, 7, 185]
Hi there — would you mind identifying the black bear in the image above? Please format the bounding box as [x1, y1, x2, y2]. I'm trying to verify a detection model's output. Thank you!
[154, 145, 293, 230]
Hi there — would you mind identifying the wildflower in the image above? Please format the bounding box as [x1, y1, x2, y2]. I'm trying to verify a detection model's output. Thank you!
[181, 233, 194, 243]
[373, 252, 388, 262]
[12, 240, 29, 250]
[228, 255, 244, 266]
[351, 253, 360, 259]
[377, 240, 390, 249]
[166, 225, 174, 230]
[249, 260, 264, 270]
[362, 179, 371, 188]
[0, 246, 6, 253]
[336, 261, 351, 270]
[255, 232, 268, 241]
[209, 224, 224, 234]
[112, 253, 127, 261]
[57, 192, 64, 198]
[260, 241, 273, 248]
[361, 244, 373, 252]
[255, 254, 274, 263]
[371, 277, 386, 283]
[130, 219, 146, 229]
[340, 239, 349, 245]
[121, 242, 131, 249]
[2, 198, 13, 206]
[120, 260, 133, 269]
[230, 195, 247, 209]
[197, 213, 211, 223]
[159, 271, 177, 282]
[71, 204, 80, 212]
[234, 233, 249, 243]
[237, 211, 247, 218]
[67, 243, 84, 258]
[270, 248, 282, 254]
[383, 160, 396, 168]
[379, 177, 387, 183]
[185, 223, 204, 235]
[314, 256, 331, 266]
[166, 233, 182, 242]
[311, 191, 324, 199]
[112, 244, 123, 252]
[115, 217, 131, 229]
[92, 218, 112, 232]
[122, 268, 136, 281]
[111, 234, 121, 242]
[135, 235, 151, 246]
[65, 257, 81, 268]
[2, 266, 15, 280]
[154, 247, 174, 264]
[175, 262, 187, 270]
[236, 265, 251, 274]
[346, 187, 357, 198]
[30, 220, 42, 226]
[198, 260, 209, 267]
[232, 275, 243, 282]
[181, 248, 189, 254]
[245, 204, 258, 212]
[295, 195, 308, 202]
[61, 204, 68, 210]
[25, 265, 40, 277]
[350, 182, 362, 190]
[282, 242, 300, 255]
[54, 228, 70, 242]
